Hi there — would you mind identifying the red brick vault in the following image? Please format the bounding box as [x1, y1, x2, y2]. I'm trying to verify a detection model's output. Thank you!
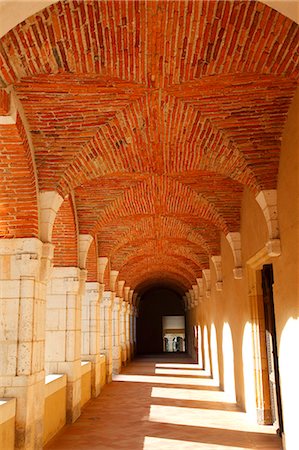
[0, 1, 298, 295]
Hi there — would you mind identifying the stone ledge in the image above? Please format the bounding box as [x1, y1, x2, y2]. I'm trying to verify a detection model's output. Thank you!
[81, 361, 92, 376]
[0, 398, 16, 424]
[45, 374, 66, 398]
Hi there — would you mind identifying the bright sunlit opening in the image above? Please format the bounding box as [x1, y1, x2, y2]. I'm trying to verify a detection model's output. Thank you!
[211, 323, 219, 385]
[203, 325, 211, 375]
[197, 324, 203, 368]
[222, 323, 236, 402]
[143, 436, 244, 449]
[242, 322, 256, 418]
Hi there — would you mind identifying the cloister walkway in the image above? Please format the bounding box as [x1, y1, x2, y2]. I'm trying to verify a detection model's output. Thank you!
[45, 355, 281, 450]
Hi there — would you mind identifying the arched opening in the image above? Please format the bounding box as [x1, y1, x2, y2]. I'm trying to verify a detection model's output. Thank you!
[136, 286, 186, 355]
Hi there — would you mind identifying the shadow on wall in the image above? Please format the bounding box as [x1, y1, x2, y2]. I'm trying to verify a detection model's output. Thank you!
[136, 287, 185, 354]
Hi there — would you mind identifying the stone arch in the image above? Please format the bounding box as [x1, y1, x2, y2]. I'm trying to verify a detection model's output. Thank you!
[86, 238, 98, 282]
[52, 194, 78, 267]
[92, 176, 229, 236]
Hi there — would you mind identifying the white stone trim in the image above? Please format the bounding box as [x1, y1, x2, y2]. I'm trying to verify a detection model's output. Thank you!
[79, 234, 93, 269]
[110, 270, 119, 292]
[44, 374, 66, 398]
[39, 191, 64, 243]
[0, 90, 16, 124]
[98, 257, 108, 284]
[202, 269, 211, 298]
[226, 232, 243, 279]
[256, 190, 281, 256]
[124, 287, 130, 302]
[81, 361, 92, 376]
[117, 280, 125, 298]
[211, 255, 223, 291]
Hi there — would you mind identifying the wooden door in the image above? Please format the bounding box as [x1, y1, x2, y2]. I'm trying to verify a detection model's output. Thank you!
[262, 264, 284, 435]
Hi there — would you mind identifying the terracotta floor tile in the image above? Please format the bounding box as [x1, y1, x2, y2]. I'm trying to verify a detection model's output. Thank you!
[45, 355, 282, 450]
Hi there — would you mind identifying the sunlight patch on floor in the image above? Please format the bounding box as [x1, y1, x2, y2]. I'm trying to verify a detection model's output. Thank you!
[113, 374, 218, 386]
[143, 436, 247, 450]
[148, 404, 277, 434]
[155, 363, 202, 369]
[154, 368, 210, 377]
[151, 386, 234, 403]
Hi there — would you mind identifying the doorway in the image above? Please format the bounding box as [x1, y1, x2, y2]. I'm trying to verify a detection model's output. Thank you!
[162, 315, 186, 352]
[262, 264, 284, 436]
[136, 286, 185, 354]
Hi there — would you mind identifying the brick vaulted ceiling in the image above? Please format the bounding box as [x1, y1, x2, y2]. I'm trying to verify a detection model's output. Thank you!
[0, 0, 298, 293]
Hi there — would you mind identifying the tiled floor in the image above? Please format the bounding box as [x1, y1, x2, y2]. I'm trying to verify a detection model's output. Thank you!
[45, 354, 282, 449]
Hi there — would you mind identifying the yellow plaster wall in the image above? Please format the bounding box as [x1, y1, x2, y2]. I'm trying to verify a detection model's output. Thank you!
[100, 357, 107, 389]
[43, 387, 66, 445]
[0, 398, 16, 450]
[189, 86, 299, 449]
[81, 370, 92, 408]
[272, 86, 299, 450]
[0, 417, 15, 450]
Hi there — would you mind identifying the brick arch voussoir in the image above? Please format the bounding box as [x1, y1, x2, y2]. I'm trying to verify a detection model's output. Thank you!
[111, 240, 208, 273]
[52, 194, 78, 267]
[126, 269, 193, 292]
[56, 93, 150, 196]
[93, 176, 229, 236]
[164, 94, 259, 193]
[0, 112, 39, 238]
[1, 1, 298, 87]
[119, 255, 200, 287]
[99, 214, 215, 258]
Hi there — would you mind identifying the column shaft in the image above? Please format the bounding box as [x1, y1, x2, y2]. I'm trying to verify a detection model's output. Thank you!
[0, 238, 53, 449]
[45, 266, 85, 423]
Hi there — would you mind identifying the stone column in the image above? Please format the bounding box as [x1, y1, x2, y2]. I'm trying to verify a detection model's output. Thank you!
[81, 282, 103, 397]
[125, 303, 131, 361]
[129, 306, 135, 358]
[45, 266, 86, 423]
[120, 300, 127, 366]
[101, 292, 114, 383]
[112, 297, 122, 374]
[0, 238, 53, 449]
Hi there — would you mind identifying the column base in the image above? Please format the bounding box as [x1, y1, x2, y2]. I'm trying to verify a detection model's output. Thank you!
[121, 344, 127, 366]
[81, 354, 102, 398]
[112, 346, 122, 374]
[54, 361, 81, 424]
[0, 372, 45, 450]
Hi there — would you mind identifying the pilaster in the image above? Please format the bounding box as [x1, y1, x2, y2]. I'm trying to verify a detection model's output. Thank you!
[0, 238, 53, 449]
[45, 266, 85, 423]
[120, 300, 127, 365]
[81, 282, 103, 397]
[101, 291, 114, 383]
[125, 303, 131, 361]
[112, 297, 122, 374]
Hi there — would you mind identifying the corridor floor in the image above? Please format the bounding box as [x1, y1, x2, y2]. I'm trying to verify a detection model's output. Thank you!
[45, 355, 282, 450]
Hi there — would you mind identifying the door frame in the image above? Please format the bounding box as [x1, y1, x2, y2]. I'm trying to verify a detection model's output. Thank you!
[247, 247, 275, 425]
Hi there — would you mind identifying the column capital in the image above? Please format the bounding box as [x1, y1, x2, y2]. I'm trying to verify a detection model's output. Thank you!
[113, 297, 121, 311]
[102, 291, 112, 308]
[85, 281, 101, 304]
[0, 238, 56, 282]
